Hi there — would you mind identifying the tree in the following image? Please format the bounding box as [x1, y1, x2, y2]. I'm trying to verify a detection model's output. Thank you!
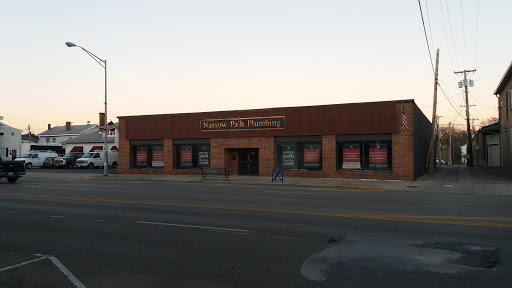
[439, 127, 468, 164]
[479, 117, 499, 129]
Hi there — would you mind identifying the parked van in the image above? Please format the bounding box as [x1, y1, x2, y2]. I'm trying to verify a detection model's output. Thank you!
[75, 150, 119, 169]
[15, 150, 59, 169]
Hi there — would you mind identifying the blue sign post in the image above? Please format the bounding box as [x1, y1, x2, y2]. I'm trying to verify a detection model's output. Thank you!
[272, 166, 284, 183]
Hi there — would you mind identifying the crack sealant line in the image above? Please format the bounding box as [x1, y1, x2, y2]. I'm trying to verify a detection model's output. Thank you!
[136, 221, 250, 233]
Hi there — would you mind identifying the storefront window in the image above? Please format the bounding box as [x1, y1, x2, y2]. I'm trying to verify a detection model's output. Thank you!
[337, 135, 392, 171]
[174, 139, 210, 169]
[130, 140, 164, 169]
[275, 136, 322, 171]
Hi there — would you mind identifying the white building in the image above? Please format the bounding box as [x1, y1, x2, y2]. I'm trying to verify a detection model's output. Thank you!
[38, 122, 97, 145]
[62, 122, 119, 154]
[0, 120, 22, 160]
[461, 144, 467, 164]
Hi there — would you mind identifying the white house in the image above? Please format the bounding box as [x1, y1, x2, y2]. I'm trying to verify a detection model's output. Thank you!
[38, 122, 97, 145]
[0, 119, 22, 160]
[62, 122, 119, 154]
[461, 144, 467, 164]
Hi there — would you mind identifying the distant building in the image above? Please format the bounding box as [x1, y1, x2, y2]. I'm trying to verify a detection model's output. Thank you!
[38, 121, 97, 146]
[472, 122, 500, 167]
[461, 144, 467, 164]
[495, 61, 512, 167]
[62, 122, 119, 154]
[0, 121, 22, 160]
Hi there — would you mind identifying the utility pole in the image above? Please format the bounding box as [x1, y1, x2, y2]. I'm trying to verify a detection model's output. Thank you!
[437, 115, 443, 165]
[454, 68, 476, 167]
[448, 122, 452, 165]
[429, 49, 440, 174]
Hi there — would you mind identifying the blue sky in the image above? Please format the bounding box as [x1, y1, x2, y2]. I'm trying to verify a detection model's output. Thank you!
[1, 0, 509, 134]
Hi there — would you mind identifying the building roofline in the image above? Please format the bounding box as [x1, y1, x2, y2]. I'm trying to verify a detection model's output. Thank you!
[118, 99, 415, 119]
[494, 61, 512, 95]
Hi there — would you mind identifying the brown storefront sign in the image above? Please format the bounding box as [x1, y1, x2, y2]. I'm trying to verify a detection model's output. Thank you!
[201, 116, 285, 132]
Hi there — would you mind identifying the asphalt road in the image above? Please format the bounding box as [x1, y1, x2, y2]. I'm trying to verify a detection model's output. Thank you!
[1, 174, 511, 287]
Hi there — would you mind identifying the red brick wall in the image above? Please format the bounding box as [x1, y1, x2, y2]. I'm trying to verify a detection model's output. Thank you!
[118, 103, 415, 180]
[392, 102, 414, 180]
[211, 137, 275, 176]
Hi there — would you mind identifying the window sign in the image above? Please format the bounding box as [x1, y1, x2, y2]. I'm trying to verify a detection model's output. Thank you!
[152, 147, 164, 167]
[369, 143, 388, 169]
[136, 148, 147, 166]
[198, 145, 210, 167]
[281, 144, 297, 169]
[180, 145, 193, 168]
[303, 144, 320, 168]
[342, 143, 361, 169]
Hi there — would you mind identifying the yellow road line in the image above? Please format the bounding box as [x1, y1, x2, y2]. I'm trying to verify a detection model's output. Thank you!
[1, 192, 511, 228]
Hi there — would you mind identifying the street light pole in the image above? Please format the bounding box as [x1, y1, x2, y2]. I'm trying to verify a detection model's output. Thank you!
[65, 42, 109, 176]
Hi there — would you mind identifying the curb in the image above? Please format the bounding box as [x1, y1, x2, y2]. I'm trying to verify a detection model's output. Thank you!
[323, 185, 388, 191]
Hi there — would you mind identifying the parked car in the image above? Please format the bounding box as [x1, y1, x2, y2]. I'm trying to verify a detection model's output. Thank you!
[53, 152, 84, 168]
[0, 156, 26, 183]
[42, 157, 57, 168]
[15, 150, 59, 169]
[76, 151, 119, 169]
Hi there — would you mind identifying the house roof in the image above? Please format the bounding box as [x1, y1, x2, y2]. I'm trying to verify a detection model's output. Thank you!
[0, 122, 21, 131]
[62, 130, 115, 144]
[481, 122, 500, 133]
[21, 133, 40, 142]
[494, 61, 512, 95]
[38, 124, 97, 136]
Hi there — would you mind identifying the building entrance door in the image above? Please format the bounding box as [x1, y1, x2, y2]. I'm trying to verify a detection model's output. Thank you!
[238, 149, 259, 175]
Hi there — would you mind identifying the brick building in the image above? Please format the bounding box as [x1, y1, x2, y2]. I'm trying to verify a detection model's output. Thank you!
[118, 99, 431, 180]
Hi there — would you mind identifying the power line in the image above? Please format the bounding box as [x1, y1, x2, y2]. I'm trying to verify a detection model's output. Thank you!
[444, 0, 460, 69]
[438, 83, 466, 120]
[439, 0, 456, 74]
[459, 0, 468, 67]
[420, 90, 464, 108]
[425, 0, 435, 55]
[475, 0, 480, 67]
[469, 92, 498, 109]
[418, 0, 435, 73]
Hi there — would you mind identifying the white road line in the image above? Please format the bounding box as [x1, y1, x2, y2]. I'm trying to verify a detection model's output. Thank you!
[50, 216, 68, 218]
[137, 221, 249, 233]
[8, 212, 18, 214]
[313, 188, 324, 191]
[0, 256, 47, 272]
[262, 190, 329, 196]
[213, 184, 229, 187]
[47, 255, 87, 288]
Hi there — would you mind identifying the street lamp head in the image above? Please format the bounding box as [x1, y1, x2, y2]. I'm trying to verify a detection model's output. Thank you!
[65, 42, 77, 47]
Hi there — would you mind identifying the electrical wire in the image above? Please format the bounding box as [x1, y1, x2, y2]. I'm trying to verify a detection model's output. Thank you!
[444, 0, 460, 69]
[418, 0, 435, 73]
[420, 90, 464, 108]
[439, 0, 456, 75]
[469, 92, 498, 109]
[425, 0, 435, 55]
[459, 0, 468, 67]
[475, 0, 479, 67]
[438, 83, 467, 120]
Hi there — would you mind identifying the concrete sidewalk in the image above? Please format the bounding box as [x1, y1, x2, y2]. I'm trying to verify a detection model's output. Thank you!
[24, 165, 512, 195]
